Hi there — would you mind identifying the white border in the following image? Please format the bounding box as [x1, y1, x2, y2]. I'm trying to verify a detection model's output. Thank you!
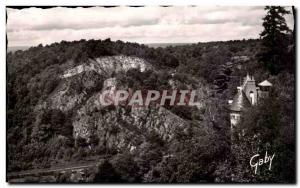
[1, 0, 299, 188]
[3, 0, 298, 6]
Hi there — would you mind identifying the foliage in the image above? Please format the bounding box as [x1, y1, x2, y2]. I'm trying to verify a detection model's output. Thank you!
[259, 6, 293, 74]
[93, 160, 123, 183]
[7, 28, 294, 183]
[233, 72, 295, 183]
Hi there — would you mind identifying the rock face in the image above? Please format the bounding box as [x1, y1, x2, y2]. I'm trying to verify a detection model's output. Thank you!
[38, 55, 151, 112]
[62, 55, 152, 78]
[72, 77, 188, 150]
[49, 82, 87, 112]
[73, 101, 187, 150]
[36, 70, 104, 112]
[35, 55, 191, 152]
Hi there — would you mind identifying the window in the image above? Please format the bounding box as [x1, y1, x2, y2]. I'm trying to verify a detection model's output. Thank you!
[249, 91, 254, 105]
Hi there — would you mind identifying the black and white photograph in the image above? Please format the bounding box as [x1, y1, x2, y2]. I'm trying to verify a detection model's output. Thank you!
[6, 5, 296, 183]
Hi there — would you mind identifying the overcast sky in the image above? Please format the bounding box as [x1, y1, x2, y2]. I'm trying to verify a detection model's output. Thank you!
[7, 6, 294, 47]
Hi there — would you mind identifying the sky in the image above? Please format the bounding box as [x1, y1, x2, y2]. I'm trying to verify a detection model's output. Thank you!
[7, 6, 294, 47]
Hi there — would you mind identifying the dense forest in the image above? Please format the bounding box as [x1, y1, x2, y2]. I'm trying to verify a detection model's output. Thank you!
[7, 7, 295, 183]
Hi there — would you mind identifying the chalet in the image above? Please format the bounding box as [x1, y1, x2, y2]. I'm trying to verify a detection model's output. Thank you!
[228, 74, 272, 129]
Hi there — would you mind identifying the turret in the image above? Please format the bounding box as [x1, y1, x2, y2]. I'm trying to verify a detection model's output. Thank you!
[258, 80, 272, 99]
[242, 74, 259, 105]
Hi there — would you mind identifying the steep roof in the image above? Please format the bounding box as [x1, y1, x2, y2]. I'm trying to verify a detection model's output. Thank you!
[258, 80, 273, 87]
[229, 90, 251, 112]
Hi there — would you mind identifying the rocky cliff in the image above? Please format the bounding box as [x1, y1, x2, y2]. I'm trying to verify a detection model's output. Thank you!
[35, 55, 197, 153]
[62, 55, 152, 78]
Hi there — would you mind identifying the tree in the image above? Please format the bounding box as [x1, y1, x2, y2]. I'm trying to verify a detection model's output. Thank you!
[259, 6, 291, 74]
[111, 153, 142, 182]
[93, 160, 123, 183]
[234, 90, 295, 183]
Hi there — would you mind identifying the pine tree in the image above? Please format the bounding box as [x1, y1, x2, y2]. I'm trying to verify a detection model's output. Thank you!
[259, 6, 291, 74]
